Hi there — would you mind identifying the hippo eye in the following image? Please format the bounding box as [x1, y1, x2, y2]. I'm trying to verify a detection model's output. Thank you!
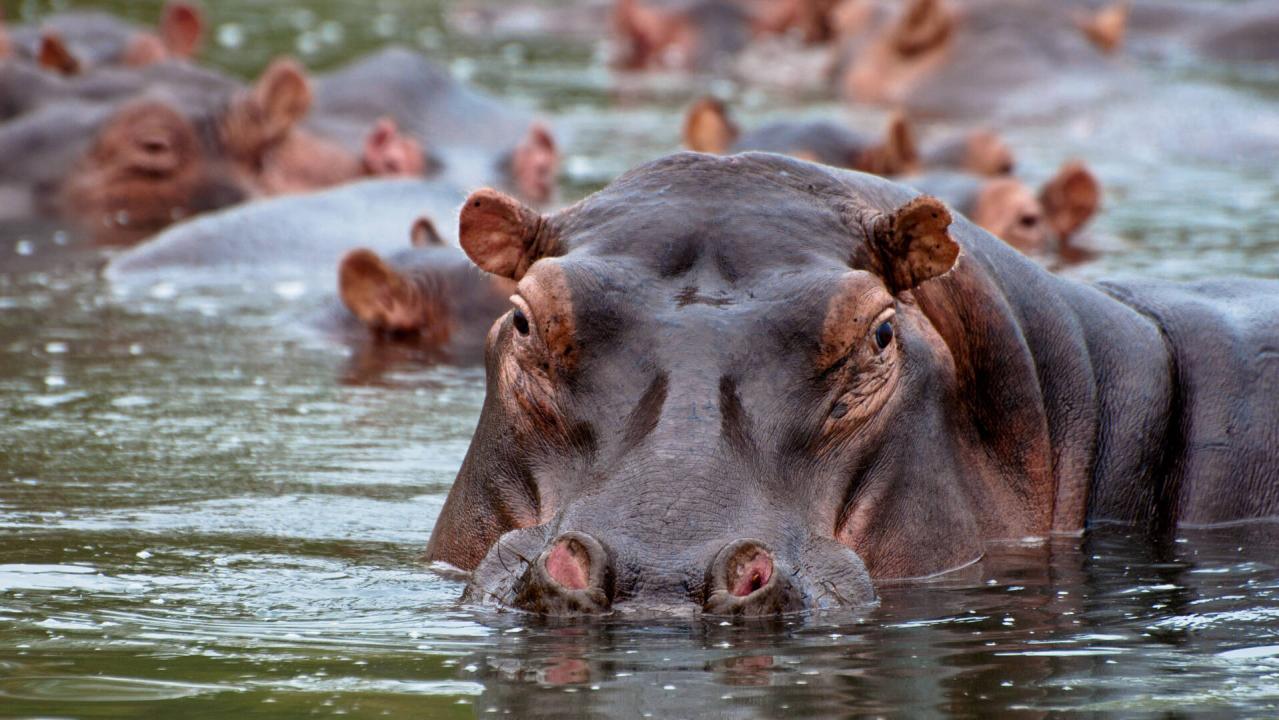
[512, 308, 530, 336]
[874, 321, 894, 351]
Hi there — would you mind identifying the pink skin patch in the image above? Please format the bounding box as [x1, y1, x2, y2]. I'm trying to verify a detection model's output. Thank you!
[729, 550, 773, 598]
[544, 539, 590, 590]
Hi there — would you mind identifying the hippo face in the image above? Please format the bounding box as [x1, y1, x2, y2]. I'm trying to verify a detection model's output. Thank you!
[58, 59, 405, 244]
[428, 153, 1064, 617]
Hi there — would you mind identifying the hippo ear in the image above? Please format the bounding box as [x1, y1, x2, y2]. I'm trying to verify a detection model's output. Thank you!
[338, 248, 423, 332]
[683, 97, 738, 154]
[863, 111, 917, 175]
[38, 32, 81, 75]
[1076, 2, 1127, 54]
[160, 2, 204, 58]
[511, 122, 558, 204]
[0, 12, 10, 60]
[865, 196, 959, 293]
[459, 188, 555, 280]
[614, 0, 682, 68]
[410, 216, 444, 247]
[1039, 161, 1100, 240]
[362, 117, 425, 177]
[251, 58, 312, 144]
[892, 0, 953, 57]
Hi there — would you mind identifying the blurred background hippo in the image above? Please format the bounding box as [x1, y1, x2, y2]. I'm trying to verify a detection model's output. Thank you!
[2, 1, 202, 74]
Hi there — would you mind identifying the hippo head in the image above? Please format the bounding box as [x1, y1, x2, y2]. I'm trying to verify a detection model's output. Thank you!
[614, 0, 788, 71]
[969, 162, 1099, 256]
[428, 153, 1066, 617]
[36, 2, 203, 76]
[59, 59, 418, 244]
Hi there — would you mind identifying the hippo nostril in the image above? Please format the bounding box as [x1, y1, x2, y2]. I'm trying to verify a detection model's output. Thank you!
[1019, 213, 1041, 229]
[544, 536, 591, 591]
[728, 547, 774, 598]
[705, 539, 800, 616]
[514, 531, 613, 615]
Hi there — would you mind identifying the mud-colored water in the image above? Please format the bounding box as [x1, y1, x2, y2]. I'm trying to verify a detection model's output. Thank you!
[2, 0, 1279, 717]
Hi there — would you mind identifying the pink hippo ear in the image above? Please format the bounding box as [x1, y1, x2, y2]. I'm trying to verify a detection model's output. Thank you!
[362, 117, 425, 177]
[613, 0, 684, 68]
[338, 248, 424, 332]
[410, 216, 444, 247]
[38, 32, 82, 75]
[682, 96, 739, 155]
[861, 111, 918, 175]
[225, 58, 312, 159]
[511, 122, 559, 205]
[1039, 161, 1100, 240]
[160, 2, 204, 58]
[865, 195, 960, 293]
[1076, 2, 1127, 54]
[892, 0, 953, 57]
[458, 188, 557, 280]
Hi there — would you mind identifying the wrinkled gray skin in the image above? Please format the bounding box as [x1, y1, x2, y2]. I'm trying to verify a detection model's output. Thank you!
[310, 47, 541, 194]
[431, 152, 1279, 618]
[105, 178, 466, 289]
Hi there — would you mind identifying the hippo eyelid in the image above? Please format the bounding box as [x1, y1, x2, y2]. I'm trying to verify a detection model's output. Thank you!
[509, 295, 534, 334]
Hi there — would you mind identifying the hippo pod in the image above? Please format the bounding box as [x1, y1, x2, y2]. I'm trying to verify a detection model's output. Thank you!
[428, 152, 1279, 617]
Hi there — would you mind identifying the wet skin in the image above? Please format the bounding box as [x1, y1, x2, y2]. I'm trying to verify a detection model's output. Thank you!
[429, 152, 1279, 617]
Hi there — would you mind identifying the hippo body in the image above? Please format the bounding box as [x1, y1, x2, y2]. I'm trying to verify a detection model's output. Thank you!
[104, 177, 467, 288]
[428, 152, 1279, 617]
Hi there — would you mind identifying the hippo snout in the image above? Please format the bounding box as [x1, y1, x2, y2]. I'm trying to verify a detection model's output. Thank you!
[513, 532, 614, 615]
[702, 539, 804, 616]
[464, 526, 875, 618]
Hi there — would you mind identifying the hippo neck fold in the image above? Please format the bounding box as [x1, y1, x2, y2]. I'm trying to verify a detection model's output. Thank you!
[914, 216, 1175, 535]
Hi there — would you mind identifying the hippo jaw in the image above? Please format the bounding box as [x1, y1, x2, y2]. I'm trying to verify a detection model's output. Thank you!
[428, 153, 1058, 617]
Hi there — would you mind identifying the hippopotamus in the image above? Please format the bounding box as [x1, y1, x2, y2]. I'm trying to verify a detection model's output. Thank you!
[838, 0, 1125, 120]
[334, 221, 516, 364]
[0, 57, 421, 244]
[611, 0, 816, 72]
[309, 47, 559, 205]
[682, 96, 1014, 177]
[2, 2, 202, 74]
[426, 151, 1279, 617]
[907, 162, 1100, 258]
[0, 53, 237, 122]
[1124, 0, 1279, 65]
[105, 177, 466, 287]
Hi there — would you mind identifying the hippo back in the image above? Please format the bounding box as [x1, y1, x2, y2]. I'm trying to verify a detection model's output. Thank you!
[104, 178, 467, 289]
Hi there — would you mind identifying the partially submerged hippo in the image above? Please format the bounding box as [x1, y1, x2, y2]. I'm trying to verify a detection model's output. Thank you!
[429, 152, 1279, 617]
[838, 0, 1125, 120]
[311, 47, 559, 205]
[682, 96, 1014, 176]
[2, 57, 419, 244]
[907, 162, 1100, 258]
[3, 2, 202, 74]
[336, 220, 515, 364]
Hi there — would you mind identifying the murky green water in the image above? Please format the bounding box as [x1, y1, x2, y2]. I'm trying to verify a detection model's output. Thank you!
[3, 1, 1279, 717]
